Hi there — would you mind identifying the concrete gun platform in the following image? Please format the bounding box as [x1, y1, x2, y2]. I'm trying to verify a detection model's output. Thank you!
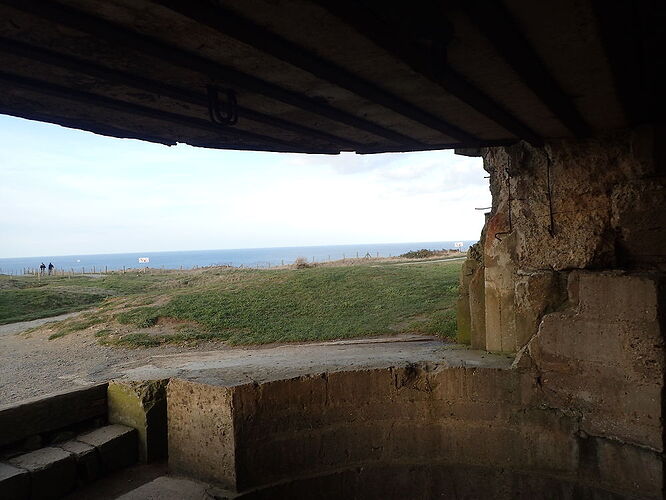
[116, 335, 513, 387]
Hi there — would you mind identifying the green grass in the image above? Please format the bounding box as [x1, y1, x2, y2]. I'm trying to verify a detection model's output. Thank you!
[112, 263, 461, 345]
[0, 271, 196, 324]
[2, 261, 463, 346]
[99, 329, 222, 348]
[0, 287, 110, 324]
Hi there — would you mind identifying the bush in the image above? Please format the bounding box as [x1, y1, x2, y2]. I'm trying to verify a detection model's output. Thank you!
[293, 257, 313, 269]
[400, 249, 442, 259]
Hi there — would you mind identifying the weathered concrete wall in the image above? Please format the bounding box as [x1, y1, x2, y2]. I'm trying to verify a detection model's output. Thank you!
[167, 379, 237, 490]
[167, 362, 661, 499]
[458, 126, 666, 353]
[448, 128, 665, 499]
[516, 272, 664, 451]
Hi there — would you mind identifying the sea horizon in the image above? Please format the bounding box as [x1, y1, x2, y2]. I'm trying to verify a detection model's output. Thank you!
[0, 240, 476, 275]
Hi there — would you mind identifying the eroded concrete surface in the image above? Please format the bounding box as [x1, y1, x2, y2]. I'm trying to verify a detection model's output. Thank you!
[0, 319, 511, 405]
[120, 336, 512, 387]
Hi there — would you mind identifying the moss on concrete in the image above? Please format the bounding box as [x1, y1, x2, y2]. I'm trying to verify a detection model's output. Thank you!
[107, 380, 168, 462]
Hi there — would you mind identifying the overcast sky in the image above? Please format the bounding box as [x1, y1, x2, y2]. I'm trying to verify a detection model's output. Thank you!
[0, 115, 489, 258]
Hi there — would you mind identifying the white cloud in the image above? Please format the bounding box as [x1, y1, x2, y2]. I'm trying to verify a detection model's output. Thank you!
[0, 116, 489, 257]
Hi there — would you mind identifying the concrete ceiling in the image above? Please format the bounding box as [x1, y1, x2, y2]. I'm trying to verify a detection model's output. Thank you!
[0, 0, 660, 154]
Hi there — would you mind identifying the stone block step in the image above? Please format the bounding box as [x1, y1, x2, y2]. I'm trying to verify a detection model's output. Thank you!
[0, 424, 137, 499]
[76, 424, 137, 473]
[8, 447, 76, 499]
[0, 462, 29, 500]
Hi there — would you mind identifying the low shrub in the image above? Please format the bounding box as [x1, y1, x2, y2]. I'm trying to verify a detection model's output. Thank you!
[400, 249, 441, 259]
[293, 257, 313, 269]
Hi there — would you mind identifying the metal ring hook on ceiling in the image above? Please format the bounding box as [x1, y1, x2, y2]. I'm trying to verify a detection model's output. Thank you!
[207, 86, 238, 126]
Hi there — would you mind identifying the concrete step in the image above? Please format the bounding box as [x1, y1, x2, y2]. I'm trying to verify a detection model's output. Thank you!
[1, 424, 137, 499]
[115, 476, 235, 500]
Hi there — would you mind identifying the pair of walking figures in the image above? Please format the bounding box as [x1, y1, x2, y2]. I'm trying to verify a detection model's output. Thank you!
[39, 262, 54, 275]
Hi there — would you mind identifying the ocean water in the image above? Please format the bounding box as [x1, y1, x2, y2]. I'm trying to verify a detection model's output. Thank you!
[0, 241, 475, 275]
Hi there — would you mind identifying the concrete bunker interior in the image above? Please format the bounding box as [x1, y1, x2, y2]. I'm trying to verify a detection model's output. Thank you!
[0, 0, 663, 498]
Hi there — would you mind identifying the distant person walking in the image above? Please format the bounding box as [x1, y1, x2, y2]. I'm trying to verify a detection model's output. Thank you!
[48, 263, 54, 275]
[39, 262, 46, 275]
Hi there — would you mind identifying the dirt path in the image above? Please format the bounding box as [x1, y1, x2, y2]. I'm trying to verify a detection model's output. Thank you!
[0, 312, 82, 336]
[0, 315, 226, 405]
[0, 314, 511, 406]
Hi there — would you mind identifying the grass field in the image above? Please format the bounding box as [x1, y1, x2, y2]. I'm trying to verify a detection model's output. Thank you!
[1, 260, 463, 346]
[0, 272, 178, 325]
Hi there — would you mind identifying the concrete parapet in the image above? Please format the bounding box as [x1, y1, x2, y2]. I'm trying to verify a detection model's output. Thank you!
[167, 362, 661, 499]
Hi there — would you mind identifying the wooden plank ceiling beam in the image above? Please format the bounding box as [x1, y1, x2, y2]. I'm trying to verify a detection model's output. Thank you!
[0, 0, 424, 148]
[315, 0, 543, 145]
[592, 0, 661, 127]
[460, 0, 591, 138]
[153, 0, 479, 144]
[0, 70, 327, 153]
[0, 37, 364, 151]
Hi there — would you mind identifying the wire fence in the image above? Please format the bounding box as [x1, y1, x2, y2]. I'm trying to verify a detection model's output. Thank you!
[1, 249, 467, 277]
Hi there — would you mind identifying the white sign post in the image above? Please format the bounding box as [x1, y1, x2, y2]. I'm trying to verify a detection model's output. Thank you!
[138, 257, 150, 264]
[454, 242, 464, 252]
